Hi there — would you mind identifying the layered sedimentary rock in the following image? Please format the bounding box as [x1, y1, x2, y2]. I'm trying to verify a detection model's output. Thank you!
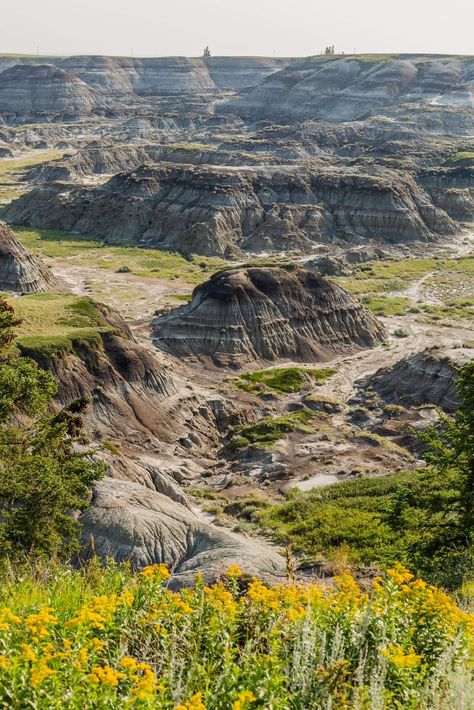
[0, 55, 291, 99]
[4, 163, 456, 256]
[363, 347, 474, 412]
[80, 477, 285, 586]
[19, 303, 234, 452]
[419, 162, 474, 221]
[0, 220, 56, 292]
[152, 266, 386, 367]
[204, 56, 290, 90]
[221, 55, 474, 123]
[0, 64, 109, 114]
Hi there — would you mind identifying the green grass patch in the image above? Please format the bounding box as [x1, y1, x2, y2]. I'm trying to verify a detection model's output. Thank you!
[233, 366, 336, 394]
[13, 228, 224, 285]
[17, 328, 112, 359]
[7, 293, 106, 339]
[259, 470, 420, 565]
[361, 295, 410, 316]
[0, 151, 67, 203]
[229, 409, 315, 449]
[445, 151, 474, 166]
[420, 299, 474, 319]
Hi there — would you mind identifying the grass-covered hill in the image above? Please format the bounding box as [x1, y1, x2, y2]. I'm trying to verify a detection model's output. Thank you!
[0, 561, 473, 709]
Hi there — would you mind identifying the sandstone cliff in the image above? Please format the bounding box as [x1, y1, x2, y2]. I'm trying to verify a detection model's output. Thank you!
[152, 266, 386, 367]
[0, 221, 56, 293]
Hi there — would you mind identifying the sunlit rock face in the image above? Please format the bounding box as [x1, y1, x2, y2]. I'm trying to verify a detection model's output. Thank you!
[152, 266, 386, 367]
[0, 220, 56, 293]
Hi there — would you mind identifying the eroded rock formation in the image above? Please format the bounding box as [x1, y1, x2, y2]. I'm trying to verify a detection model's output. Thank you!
[221, 56, 474, 123]
[362, 346, 474, 412]
[4, 163, 456, 256]
[0, 220, 56, 292]
[80, 477, 285, 587]
[0, 64, 110, 114]
[152, 266, 386, 367]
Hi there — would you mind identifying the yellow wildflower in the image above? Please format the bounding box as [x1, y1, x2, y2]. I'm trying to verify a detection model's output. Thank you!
[140, 564, 170, 581]
[0, 607, 21, 630]
[120, 656, 140, 671]
[174, 692, 206, 710]
[0, 655, 10, 670]
[233, 690, 257, 710]
[382, 644, 422, 669]
[119, 588, 134, 606]
[65, 595, 118, 630]
[25, 607, 57, 639]
[74, 646, 89, 670]
[226, 564, 243, 578]
[130, 664, 158, 701]
[30, 660, 56, 688]
[88, 638, 106, 652]
[387, 563, 414, 586]
[204, 584, 237, 614]
[21, 644, 37, 663]
[285, 606, 307, 622]
[88, 664, 127, 687]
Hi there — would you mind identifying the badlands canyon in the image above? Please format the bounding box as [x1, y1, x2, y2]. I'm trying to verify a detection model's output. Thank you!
[0, 52, 472, 585]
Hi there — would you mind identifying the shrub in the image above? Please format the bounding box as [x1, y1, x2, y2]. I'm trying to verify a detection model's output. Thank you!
[393, 327, 410, 338]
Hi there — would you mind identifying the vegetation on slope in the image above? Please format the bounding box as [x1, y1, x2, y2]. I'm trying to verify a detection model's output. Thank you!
[261, 364, 474, 589]
[229, 409, 315, 449]
[7, 292, 115, 358]
[233, 366, 336, 394]
[14, 228, 223, 284]
[0, 561, 472, 708]
[0, 297, 104, 560]
[336, 256, 474, 320]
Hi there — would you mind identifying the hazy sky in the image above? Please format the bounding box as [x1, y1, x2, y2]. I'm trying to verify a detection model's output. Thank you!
[1, 0, 473, 58]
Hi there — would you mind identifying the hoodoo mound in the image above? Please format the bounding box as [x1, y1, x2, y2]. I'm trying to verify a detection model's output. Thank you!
[152, 266, 386, 367]
[0, 64, 108, 115]
[0, 221, 56, 293]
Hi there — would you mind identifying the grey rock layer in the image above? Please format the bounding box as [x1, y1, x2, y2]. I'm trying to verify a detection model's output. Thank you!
[152, 265, 386, 367]
[80, 477, 286, 587]
[221, 55, 474, 123]
[0, 220, 56, 293]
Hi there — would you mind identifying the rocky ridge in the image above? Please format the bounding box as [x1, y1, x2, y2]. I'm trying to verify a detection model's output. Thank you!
[152, 266, 386, 367]
[0, 64, 110, 114]
[221, 55, 474, 123]
[3, 163, 457, 256]
[361, 346, 474, 412]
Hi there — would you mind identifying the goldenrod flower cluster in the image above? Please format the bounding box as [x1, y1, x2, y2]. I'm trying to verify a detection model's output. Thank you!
[0, 561, 472, 708]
